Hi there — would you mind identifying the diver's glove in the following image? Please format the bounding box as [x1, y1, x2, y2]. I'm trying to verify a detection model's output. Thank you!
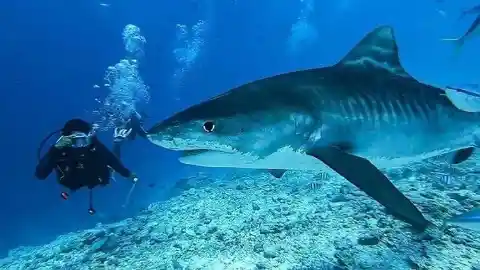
[54, 136, 73, 149]
[114, 128, 133, 142]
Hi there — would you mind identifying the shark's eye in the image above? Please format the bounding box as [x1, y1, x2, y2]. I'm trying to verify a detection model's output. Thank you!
[203, 121, 215, 133]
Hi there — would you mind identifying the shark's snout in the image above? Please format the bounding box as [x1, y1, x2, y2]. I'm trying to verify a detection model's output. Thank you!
[146, 132, 178, 149]
[146, 120, 185, 149]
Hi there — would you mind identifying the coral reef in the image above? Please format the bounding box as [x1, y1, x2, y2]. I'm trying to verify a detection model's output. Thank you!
[2, 159, 480, 270]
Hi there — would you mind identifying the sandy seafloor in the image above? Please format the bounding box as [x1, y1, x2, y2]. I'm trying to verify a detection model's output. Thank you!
[1, 154, 480, 270]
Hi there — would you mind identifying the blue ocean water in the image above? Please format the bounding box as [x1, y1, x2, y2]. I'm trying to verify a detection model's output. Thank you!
[1, 0, 480, 267]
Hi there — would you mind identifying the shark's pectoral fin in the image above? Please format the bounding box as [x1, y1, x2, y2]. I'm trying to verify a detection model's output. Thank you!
[336, 25, 413, 78]
[451, 147, 475, 164]
[306, 146, 430, 231]
[267, 169, 287, 179]
[444, 86, 480, 112]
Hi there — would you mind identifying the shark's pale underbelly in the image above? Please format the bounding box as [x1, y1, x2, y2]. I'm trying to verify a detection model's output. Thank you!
[178, 139, 472, 175]
[178, 147, 337, 173]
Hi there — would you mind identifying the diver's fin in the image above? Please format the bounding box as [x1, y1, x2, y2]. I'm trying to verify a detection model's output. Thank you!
[444, 86, 480, 112]
[268, 169, 287, 179]
[336, 26, 412, 78]
[306, 146, 430, 231]
[451, 147, 475, 164]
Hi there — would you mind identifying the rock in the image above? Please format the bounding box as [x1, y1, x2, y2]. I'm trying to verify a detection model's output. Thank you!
[331, 194, 348, 203]
[59, 242, 77, 253]
[256, 262, 267, 269]
[452, 237, 465, 245]
[447, 191, 470, 203]
[207, 225, 218, 234]
[96, 252, 108, 263]
[263, 245, 278, 258]
[253, 243, 264, 253]
[194, 225, 208, 235]
[203, 218, 212, 224]
[165, 225, 174, 238]
[102, 235, 120, 252]
[185, 228, 196, 237]
[106, 257, 119, 266]
[172, 259, 183, 269]
[259, 223, 283, 234]
[91, 238, 108, 252]
[357, 233, 380, 246]
[83, 230, 106, 245]
[156, 263, 168, 270]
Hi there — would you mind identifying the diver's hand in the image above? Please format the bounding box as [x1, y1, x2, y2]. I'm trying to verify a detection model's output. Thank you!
[129, 172, 139, 183]
[54, 136, 72, 149]
[114, 128, 133, 142]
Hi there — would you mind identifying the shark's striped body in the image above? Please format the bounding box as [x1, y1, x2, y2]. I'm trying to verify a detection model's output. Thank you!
[147, 26, 480, 231]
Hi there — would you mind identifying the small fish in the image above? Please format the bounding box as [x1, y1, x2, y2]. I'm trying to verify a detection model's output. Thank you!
[442, 14, 480, 50]
[93, 84, 100, 89]
[440, 173, 454, 185]
[306, 172, 329, 189]
[316, 172, 330, 181]
[309, 182, 322, 190]
[447, 208, 480, 232]
[99, 3, 110, 7]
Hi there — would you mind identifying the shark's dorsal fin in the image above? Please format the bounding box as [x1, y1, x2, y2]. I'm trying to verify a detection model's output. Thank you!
[337, 26, 411, 77]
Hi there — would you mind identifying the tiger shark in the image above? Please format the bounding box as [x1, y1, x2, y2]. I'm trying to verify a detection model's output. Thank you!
[147, 26, 480, 231]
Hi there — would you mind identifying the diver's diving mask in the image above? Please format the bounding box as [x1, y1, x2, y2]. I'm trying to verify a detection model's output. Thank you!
[68, 132, 94, 148]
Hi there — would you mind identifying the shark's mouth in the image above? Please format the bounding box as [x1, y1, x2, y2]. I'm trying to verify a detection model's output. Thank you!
[180, 148, 238, 157]
[180, 149, 213, 157]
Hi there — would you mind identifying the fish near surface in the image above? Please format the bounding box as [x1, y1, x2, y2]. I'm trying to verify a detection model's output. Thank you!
[147, 26, 480, 231]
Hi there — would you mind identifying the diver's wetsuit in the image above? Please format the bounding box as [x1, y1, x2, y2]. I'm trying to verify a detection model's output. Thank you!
[35, 137, 132, 190]
[112, 113, 148, 158]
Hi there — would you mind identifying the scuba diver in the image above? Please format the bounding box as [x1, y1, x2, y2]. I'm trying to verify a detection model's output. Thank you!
[112, 110, 148, 158]
[35, 118, 138, 215]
